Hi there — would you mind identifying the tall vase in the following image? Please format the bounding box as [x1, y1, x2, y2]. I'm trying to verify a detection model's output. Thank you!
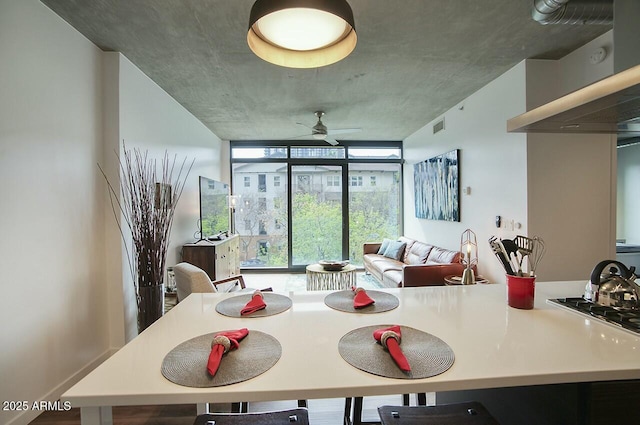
[137, 284, 164, 333]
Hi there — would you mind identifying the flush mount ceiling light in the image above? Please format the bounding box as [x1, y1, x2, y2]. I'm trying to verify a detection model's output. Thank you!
[247, 0, 357, 68]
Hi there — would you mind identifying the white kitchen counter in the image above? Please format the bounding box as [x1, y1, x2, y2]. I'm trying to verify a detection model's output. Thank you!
[62, 281, 640, 424]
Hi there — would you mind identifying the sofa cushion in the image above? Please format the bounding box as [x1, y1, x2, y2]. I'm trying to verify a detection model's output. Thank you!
[377, 238, 392, 255]
[398, 237, 416, 263]
[364, 253, 387, 262]
[382, 269, 403, 288]
[405, 241, 433, 265]
[426, 246, 461, 264]
[363, 254, 387, 272]
[383, 240, 406, 261]
[374, 258, 404, 274]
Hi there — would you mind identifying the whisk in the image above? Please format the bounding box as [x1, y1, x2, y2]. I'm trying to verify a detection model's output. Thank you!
[529, 236, 546, 276]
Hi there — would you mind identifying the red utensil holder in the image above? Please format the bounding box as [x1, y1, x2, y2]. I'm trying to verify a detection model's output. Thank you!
[507, 275, 536, 309]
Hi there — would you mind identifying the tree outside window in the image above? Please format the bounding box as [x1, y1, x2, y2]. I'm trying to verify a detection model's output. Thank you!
[297, 175, 311, 192]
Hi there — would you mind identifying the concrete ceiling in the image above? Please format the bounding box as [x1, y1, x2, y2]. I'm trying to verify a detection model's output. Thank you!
[40, 0, 609, 142]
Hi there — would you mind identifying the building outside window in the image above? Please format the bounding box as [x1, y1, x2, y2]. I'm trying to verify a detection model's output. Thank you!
[274, 176, 281, 187]
[244, 176, 250, 187]
[258, 174, 266, 192]
[327, 175, 340, 187]
[370, 176, 376, 186]
[350, 176, 363, 187]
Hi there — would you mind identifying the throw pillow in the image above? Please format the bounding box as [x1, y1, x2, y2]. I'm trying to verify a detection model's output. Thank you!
[383, 240, 407, 261]
[377, 238, 392, 255]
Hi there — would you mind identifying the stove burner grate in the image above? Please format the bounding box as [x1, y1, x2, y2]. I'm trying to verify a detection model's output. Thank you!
[548, 297, 640, 335]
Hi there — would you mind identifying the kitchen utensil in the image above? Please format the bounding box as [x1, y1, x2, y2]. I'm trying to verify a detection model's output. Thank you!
[513, 236, 534, 276]
[515, 235, 534, 254]
[488, 236, 515, 275]
[585, 260, 640, 309]
[529, 236, 546, 276]
[500, 238, 522, 275]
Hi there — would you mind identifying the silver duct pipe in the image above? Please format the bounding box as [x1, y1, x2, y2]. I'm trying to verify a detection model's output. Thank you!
[532, 0, 613, 25]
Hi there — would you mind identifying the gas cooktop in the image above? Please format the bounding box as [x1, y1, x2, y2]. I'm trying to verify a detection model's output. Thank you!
[548, 297, 640, 336]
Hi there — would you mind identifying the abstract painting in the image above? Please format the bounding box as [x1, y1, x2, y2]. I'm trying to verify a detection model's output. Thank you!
[414, 149, 459, 221]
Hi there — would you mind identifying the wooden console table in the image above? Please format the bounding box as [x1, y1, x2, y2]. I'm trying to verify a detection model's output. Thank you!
[181, 235, 239, 280]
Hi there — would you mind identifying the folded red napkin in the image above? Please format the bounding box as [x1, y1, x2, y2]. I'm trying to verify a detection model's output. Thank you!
[373, 325, 411, 372]
[207, 328, 249, 376]
[352, 286, 375, 309]
[241, 290, 267, 315]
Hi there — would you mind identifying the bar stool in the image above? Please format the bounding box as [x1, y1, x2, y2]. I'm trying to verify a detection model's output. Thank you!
[232, 400, 307, 414]
[377, 402, 500, 425]
[193, 407, 309, 425]
[345, 394, 426, 425]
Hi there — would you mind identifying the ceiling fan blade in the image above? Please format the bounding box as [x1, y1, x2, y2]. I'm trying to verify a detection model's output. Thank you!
[296, 122, 314, 130]
[325, 136, 340, 146]
[286, 133, 314, 140]
[327, 128, 362, 135]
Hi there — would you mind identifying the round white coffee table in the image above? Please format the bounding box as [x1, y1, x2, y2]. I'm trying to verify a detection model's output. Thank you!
[306, 263, 357, 291]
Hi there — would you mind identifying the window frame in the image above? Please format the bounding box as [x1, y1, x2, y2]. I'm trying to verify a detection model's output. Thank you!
[230, 140, 403, 272]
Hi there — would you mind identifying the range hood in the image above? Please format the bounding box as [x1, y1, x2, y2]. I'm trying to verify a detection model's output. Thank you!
[508, 0, 640, 137]
[507, 65, 640, 136]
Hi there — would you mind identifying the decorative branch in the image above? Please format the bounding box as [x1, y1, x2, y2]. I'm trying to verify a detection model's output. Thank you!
[99, 143, 194, 301]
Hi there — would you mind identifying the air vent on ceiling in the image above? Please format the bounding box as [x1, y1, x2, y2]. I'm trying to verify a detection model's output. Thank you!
[433, 118, 445, 134]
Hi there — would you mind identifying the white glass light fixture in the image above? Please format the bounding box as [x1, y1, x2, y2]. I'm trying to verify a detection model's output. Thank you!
[460, 229, 478, 285]
[247, 0, 357, 68]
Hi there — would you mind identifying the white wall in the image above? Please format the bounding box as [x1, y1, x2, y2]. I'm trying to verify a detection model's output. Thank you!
[0, 1, 109, 424]
[104, 54, 223, 343]
[524, 30, 616, 281]
[524, 31, 614, 111]
[0, 2, 223, 423]
[404, 64, 528, 284]
[617, 143, 640, 244]
[403, 31, 617, 285]
[526, 133, 616, 281]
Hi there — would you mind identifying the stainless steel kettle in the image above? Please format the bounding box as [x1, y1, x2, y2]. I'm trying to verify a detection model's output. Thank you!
[584, 260, 640, 310]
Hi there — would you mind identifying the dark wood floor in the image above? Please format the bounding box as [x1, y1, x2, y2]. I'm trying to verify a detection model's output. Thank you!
[28, 396, 424, 425]
[29, 404, 196, 425]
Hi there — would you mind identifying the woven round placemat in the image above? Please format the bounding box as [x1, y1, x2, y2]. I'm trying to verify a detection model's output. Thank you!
[161, 330, 281, 387]
[215, 293, 292, 318]
[324, 290, 399, 314]
[338, 325, 455, 379]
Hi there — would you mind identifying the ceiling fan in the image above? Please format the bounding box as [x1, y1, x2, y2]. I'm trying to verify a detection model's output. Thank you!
[295, 111, 361, 146]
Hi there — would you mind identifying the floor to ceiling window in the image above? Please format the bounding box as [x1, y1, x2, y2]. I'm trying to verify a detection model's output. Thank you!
[231, 142, 402, 271]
